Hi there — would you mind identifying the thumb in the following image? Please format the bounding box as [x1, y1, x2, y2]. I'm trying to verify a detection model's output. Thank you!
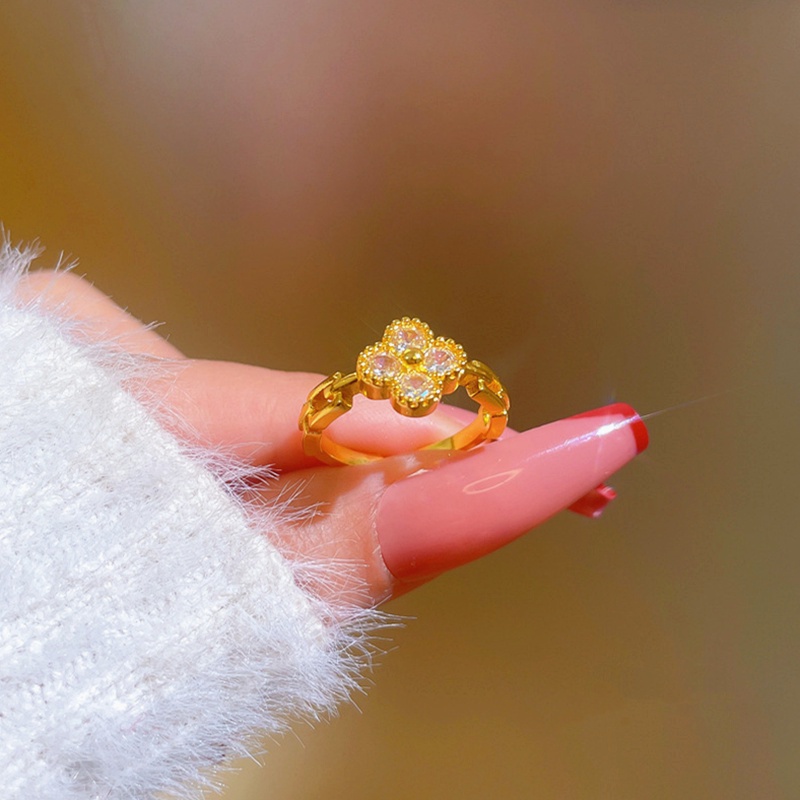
[265, 403, 649, 606]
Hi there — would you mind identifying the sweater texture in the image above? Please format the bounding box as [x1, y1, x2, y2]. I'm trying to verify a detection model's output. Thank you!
[0, 241, 380, 799]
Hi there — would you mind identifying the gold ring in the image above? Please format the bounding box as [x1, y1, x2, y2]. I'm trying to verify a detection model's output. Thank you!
[299, 317, 510, 466]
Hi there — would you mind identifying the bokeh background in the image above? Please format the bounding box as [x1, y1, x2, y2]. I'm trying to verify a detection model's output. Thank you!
[2, 3, 798, 798]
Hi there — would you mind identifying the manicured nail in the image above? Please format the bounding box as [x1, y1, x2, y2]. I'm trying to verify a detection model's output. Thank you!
[568, 484, 618, 519]
[376, 403, 648, 581]
[433, 409, 620, 519]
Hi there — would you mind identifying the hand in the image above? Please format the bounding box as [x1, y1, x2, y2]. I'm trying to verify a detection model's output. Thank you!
[20, 270, 648, 606]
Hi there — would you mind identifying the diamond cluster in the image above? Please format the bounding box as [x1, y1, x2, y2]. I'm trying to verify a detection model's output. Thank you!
[357, 318, 467, 413]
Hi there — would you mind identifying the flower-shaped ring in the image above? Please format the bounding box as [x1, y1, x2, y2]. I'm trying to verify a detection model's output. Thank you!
[299, 318, 510, 466]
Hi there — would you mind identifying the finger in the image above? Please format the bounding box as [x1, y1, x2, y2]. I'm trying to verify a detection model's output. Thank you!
[264, 403, 650, 605]
[15, 271, 476, 471]
[18, 270, 184, 359]
[145, 358, 619, 513]
[156, 359, 468, 472]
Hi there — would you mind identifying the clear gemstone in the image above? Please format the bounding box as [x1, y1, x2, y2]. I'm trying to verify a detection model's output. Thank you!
[366, 350, 400, 380]
[387, 323, 428, 354]
[397, 372, 436, 404]
[423, 345, 458, 375]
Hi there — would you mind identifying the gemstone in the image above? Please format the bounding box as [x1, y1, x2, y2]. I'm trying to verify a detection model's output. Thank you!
[396, 372, 437, 405]
[387, 322, 429, 354]
[423, 345, 459, 376]
[365, 350, 401, 381]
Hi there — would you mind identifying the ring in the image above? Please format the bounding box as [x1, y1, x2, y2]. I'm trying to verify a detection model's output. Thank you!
[299, 317, 510, 466]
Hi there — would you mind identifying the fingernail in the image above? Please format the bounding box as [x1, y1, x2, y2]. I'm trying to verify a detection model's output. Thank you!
[568, 484, 618, 519]
[376, 403, 648, 581]
[569, 402, 649, 454]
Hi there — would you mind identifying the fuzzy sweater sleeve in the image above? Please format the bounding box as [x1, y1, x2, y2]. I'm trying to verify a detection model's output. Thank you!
[0, 243, 377, 800]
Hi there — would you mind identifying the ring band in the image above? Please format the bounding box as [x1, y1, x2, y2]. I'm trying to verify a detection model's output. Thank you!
[299, 317, 510, 466]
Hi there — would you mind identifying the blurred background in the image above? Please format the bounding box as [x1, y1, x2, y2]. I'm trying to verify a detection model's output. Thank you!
[1, 3, 798, 798]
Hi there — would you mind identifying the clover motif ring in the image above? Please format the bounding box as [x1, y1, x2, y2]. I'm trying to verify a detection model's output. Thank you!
[298, 317, 510, 466]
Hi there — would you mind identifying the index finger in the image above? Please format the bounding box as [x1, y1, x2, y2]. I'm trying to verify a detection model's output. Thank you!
[17, 270, 465, 472]
[155, 359, 466, 472]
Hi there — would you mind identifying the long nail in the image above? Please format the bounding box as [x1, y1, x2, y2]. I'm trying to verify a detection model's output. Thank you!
[434, 408, 619, 519]
[376, 403, 648, 581]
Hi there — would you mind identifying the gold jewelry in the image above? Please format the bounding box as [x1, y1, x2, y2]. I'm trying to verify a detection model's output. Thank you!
[299, 317, 510, 466]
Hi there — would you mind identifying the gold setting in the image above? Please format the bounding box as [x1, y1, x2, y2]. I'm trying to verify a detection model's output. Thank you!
[299, 317, 509, 466]
[356, 317, 467, 415]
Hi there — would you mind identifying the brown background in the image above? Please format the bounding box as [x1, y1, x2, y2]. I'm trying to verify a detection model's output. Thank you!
[1, 3, 798, 798]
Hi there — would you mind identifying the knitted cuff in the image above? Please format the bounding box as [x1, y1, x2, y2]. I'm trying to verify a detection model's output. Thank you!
[0, 240, 380, 800]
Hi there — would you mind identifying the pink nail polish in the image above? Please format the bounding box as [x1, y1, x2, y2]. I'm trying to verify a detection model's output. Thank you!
[376, 403, 648, 581]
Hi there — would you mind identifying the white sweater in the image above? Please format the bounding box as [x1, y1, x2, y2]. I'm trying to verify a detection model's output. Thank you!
[0, 241, 379, 799]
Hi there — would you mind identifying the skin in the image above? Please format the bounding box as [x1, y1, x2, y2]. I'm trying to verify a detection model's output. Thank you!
[19, 269, 470, 605]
